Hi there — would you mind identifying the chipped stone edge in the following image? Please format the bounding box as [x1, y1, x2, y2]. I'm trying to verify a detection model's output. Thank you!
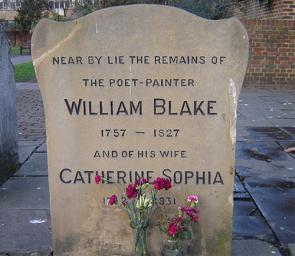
[32, 22, 81, 68]
[229, 78, 238, 148]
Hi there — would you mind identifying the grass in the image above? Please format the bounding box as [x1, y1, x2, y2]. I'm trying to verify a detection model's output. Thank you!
[14, 61, 36, 82]
[10, 46, 20, 56]
[10, 46, 31, 56]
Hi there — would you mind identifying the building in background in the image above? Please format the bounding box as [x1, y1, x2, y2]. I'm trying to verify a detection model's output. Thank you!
[0, 0, 75, 21]
[0, 0, 19, 21]
[0, 0, 22, 11]
[47, 0, 75, 16]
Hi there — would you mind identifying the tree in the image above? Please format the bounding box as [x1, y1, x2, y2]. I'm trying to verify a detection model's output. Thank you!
[73, 0, 138, 18]
[73, 0, 241, 19]
[172, 0, 273, 19]
[74, 0, 101, 17]
[172, 0, 241, 19]
[14, 0, 49, 32]
[73, 0, 273, 19]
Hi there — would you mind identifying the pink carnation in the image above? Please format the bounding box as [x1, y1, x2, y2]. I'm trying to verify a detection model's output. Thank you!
[187, 195, 199, 203]
[126, 184, 138, 199]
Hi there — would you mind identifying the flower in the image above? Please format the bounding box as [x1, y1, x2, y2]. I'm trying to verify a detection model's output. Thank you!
[153, 177, 172, 191]
[189, 214, 199, 223]
[167, 216, 185, 237]
[108, 195, 117, 205]
[176, 216, 184, 222]
[126, 184, 138, 199]
[179, 207, 200, 223]
[187, 195, 199, 204]
[95, 175, 101, 184]
[167, 222, 177, 237]
[134, 178, 148, 188]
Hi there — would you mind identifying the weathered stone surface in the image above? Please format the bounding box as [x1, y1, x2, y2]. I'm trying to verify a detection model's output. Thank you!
[32, 5, 248, 255]
[0, 30, 18, 185]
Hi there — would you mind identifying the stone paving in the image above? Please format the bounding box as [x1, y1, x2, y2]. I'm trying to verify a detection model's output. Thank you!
[16, 84, 45, 143]
[0, 84, 294, 255]
[235, 90, 295, 254]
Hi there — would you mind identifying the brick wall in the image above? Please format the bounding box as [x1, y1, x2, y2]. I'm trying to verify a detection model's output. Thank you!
[232, 0, 295, 20]
[5, 31, 31, 46]
[242, 19, 295, 88]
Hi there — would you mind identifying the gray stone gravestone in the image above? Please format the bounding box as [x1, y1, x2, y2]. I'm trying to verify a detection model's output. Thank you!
[0, 29, 18, 185]
[32, 5, 248, 255]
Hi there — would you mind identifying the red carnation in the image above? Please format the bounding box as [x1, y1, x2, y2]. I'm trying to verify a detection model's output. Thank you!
[176, 216, 184, 222]
[163, 179, 172, 190]
[153, 177, 172, 191]
[95, 175, 101, 184]
[126, 184, 138, 199]
[108, 195, 117, 206]
[180, 207, 200, 223]
[167, 222, 177, 237]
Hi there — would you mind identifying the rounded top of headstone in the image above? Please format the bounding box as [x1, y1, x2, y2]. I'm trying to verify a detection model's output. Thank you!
[32, 4, 248, 52]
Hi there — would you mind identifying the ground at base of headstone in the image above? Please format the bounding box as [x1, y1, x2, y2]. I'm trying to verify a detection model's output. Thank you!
[232, 240, 285, 256]
[0, 253, 52, 256]
[0, 240, 286, 256]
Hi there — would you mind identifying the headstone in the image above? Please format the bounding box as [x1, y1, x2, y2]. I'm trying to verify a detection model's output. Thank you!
[0, 29, 18, 185]
[32, 5, 248, 255]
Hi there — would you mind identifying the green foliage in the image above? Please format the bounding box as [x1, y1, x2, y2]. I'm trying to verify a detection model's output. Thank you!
[10, 46, 21, 56]
[74, 0, 240, 19]
[14, 61, 36, 82]
[47, 11, 67, 21]
[259, 0, 273, 9]
[73, 0, 273, 19]
[14, 0, 49, 31]
[73, 0, 146, 16]
[74, 0, 101, 17]
[172, 0, 232, 19]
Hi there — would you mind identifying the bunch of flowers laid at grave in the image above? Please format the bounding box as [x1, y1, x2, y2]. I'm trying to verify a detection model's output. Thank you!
[160, 195, 200, 256]
[95, 175, 172, 256]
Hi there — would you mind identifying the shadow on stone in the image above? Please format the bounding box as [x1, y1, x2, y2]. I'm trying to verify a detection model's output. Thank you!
[0, 29, 19, 185]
